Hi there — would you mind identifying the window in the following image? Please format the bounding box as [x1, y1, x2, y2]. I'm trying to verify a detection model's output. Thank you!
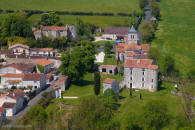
[109, 70, 113, 74]
[130, 70, 133, 75]
[151, 85, 153, 88]
[142, 78, 144, 81]
[102, 68, 106, 72]
[142, 83, 144, 87]
[130, 83, 132, 88]
[130, 77, 132, 80]
[143, 71, 145, 75]
[152, 79, 154, 82]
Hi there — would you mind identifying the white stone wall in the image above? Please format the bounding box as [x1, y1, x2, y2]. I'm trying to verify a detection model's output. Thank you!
[0, 67, 22, 76]
[103, 34, 116, 40]
[127, 33, 139, 44]
[12, 47, 30, 55]
[0, 96, 16, 107]
[98, 67, 117, 75]
[5, 106, 16, 117]
[124, 67, 158, 92]
[1, 77, 23, 88]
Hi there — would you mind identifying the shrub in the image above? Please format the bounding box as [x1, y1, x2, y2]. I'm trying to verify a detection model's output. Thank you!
[37, 64, 44, 73]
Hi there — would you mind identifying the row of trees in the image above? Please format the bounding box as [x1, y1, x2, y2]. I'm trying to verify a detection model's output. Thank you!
[150, 0, 161, 19]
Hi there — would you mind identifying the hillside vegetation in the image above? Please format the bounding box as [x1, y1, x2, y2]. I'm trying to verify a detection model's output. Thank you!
[0, 0, 140, 14]
[151, 0, 195, 76]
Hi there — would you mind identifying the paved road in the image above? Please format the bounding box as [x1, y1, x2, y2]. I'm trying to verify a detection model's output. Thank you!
[4, 77, 58, 127]
[138, 4, 152, 42]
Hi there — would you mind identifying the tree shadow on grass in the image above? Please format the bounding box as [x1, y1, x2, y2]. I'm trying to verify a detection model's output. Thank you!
[72, 80, 94, 87]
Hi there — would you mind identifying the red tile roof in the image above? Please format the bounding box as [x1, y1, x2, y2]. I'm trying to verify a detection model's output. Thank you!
[125, 43, 141, 51]
[116, 43, 128, 52]
[99, 65, 117, 69]
[7, 80, 22, 83]
[125, 51, 134, 57]
[34, 59, 53, 66]
[124, 59, 158, 70]
[134, 54, 148, 58]
[103, 78, 116, 84]
[46, 74, 52, 79]
[40, 26, 66, 31]
[9, 44, 29, 50]
[30, 48, 53, 51]
[7, 89, 24, 100]
[2, 73, 24, 78]
[53, 86, 60, 89]
[141, 44, 150, 52]
[55, 76, 68, 86]
[2, 102, 16, 108]
[23, 73, 43, 81]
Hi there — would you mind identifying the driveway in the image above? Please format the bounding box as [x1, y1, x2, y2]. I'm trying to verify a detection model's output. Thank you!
[138, 4, 152, 42]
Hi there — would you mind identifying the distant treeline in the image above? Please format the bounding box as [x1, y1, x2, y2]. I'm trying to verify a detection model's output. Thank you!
[0, 9, 143, 18]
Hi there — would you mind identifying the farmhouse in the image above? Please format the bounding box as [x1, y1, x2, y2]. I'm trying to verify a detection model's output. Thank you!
[1, 73, 46, 91]
[99, 65, 118, 75]
[124, 59, 158, 92]
[116, 43, 149, 62]
[0, 50, 12, 59]
[9, 44, 30, 55]
[0, 63, 36, 76]
[103, 78, 119, 94]
[34, 25, 77, 40]
[0, 89, 24, 116]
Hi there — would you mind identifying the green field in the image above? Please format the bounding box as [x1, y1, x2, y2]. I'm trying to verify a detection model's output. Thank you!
[151, 0, 195, 76]
[0, 0, 140, 14]
[28, 14, 137, 28]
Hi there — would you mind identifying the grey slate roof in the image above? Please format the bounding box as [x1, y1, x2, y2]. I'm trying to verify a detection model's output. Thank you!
[128, 26, 137, 33]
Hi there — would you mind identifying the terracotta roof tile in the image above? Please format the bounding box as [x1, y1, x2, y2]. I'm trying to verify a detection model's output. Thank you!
[34, 59, 53, 66]
[0, 107, 5, 114]
[55, 76, 68, 86]
[7, 80, 22, 83]
[1, 63, 35, 72]
[9, 44, 29, 50]
[23, 73, 43, 81]
[40, 26, 66, 31]
[141, 44, 150, 52]
[30, 48, 53, 51]
[103, 78, 116, 84]
[125, 51, 134, 57]
[124, 59, 158, 70]
[99, 65, 117, 69]
[2, 73, 24, 78]
[7, 89, 24, 100]
[125, 43, 141, 51]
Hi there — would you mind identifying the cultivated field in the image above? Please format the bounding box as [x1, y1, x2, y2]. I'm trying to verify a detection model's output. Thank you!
[28, 14, 138, 28]
[151, 0, 195, 76]
[0, 0, 140, 14]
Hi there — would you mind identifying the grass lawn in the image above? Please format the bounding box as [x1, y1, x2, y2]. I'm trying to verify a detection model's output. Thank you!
[28, 14, 136, 28]
[0, 0, 140, 14]
[117, 82, 188, 129]
[151, 0, 195, 76]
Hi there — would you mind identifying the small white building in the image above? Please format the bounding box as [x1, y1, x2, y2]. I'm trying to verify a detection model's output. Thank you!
[54, 76, 69, 91]
[99, 65, 118, 75]
[103, 78, 119, 94]
[9, 44, 30, 55]
[52, 86, 61, 98]
[2, 102, 16, 117]
[103, 27, 129, 40]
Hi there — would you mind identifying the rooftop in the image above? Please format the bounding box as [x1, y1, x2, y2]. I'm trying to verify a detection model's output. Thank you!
[99, 65, 117, 69]
[124, 59, 158, 70]
[0, 107, 5, 114]
[103, 78, 116, 84]
[1, 63, 35, 72]
[55, 76, 68, 86]
[104, 27, 129, 35]
[128, 26, 137, 33]
[9, 44, 30, 50]
[2, 73, 43, 81]
[34, 59, 53, 66]
[40, 26, 66, 31]
[2, 102, 16, 108]
[30, 48, 53, 51]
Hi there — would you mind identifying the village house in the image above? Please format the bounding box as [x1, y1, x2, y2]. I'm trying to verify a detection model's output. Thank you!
[0, 107, 6, 124]
[54, 76, 69, 91]
[99, 65, 118, 75]
[0, 89, 24, 116]
[103, 26, 139, 44]
[124, 59, 158, 92]
[33, 59, 54, 74]
[1, 73, 46, 92]
[0, 50, 12, 60]
[8, 44, 57, 57]
[103, 78, 119, 94]
[34, 25, 77, 40]
[116, 43, 149, 62]
[52, 86, 61, 98]
[0, 63, 36, 76]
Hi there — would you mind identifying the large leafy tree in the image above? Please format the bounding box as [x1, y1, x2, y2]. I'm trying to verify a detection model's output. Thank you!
[2, 13, 33, 37]
[150, 1, 160, 18]
[39, 12, 62, 26]
[104, 42, 113, 55]
[142, 22, 155, 42]
[60, 41, 96, 81]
